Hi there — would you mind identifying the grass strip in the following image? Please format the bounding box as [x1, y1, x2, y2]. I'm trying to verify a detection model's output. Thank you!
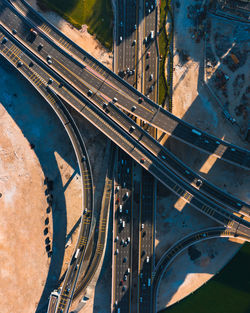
[160, 242, 250, 313]
[37, 0, 113, 50]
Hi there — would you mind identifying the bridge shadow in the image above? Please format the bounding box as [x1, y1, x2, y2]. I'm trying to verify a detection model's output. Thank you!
[0, 58, 80, 312]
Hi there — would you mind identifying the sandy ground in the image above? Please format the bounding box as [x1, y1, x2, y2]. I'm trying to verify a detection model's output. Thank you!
[0, 57, 83, 313]
[155, 0, 250, 310]
[26, 0, 113, 69]
[0, 40, 109, 313]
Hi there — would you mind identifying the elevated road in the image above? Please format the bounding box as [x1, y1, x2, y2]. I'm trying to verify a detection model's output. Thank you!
[0, 5, 248, 220]
[6, 0, 250, 170]
[73, 146, 114, 300]
[152, 227, 250, 313]
[0, 24, 250, 239]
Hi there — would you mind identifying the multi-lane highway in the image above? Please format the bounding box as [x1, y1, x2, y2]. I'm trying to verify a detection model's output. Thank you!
[0, 1, 249, 313]
[0, 10, 249, 239]
[112, 150, 133, 313]
[6, 0, 250, 170]
[152, 227, 250, 313]
[1, 0, 249, 223]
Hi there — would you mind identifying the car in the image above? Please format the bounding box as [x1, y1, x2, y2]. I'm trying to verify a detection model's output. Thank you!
[116, 249, 119, 255]
[122, 220, 125, 228]
[119, 218, 122, 224]
[132, 39, 136, 46]
[161, 155, 166, 160]
[124, 274, 127, 281]
[125, 191, 129, 198]
[149, 73, 153, 81]
[120, 36, 123, 42]
[75, 264, 79, 271]
[48, 78, 53, 85]
[121, 239, 125, 245]
[141, 250, 146, 257]
[127, 237, 130, 243]
[140, 272, 143, 278]
[81, 155, 86, 162]
[146, 51, 151, 58]
[146, 64, 149, 70]
[138, 97, 143, 103]
[144, 36, 148, 43]
[12, 29, 17, 35]
[2, 37, 8, 44]
[146, 2, 148, 7]
[115, 300, 118, 306]
[83, 208, 87, 214]
[141, 224, 144, 230]
[196, 179, 202, 187]
[87, 90, 93, 96]
[125, 209, 129, 214]
[134, 24, 137, 30]
[142, 231, 146, 237]
[120, 280, 123, 286]
[149, 85, 153, 92]
[140, 158, 145, 164]
[127, 168, 130, 174]
[65, 287, 70, 294]
[29, 62, 34, 67]
[115, 235, 119, 242]
[116, 198, 120, 204]
[124, 241, 128, 247]
[113, 97, 118, 103]
[130, 125, 135, 132]
[122, 285, 126, 292]
[148, 8, 151, 14]
[132, 105, 137, 111]
[17, 61, 23, 67]
[120, 21, 123, 27]
[123, 257, 127, 263]
[146, 256, 150, 263]
[119, 205, 123, 213]
[38, 43, 43, 51]
[140, 297, 143, 303]
[127, 268, 131, 274]
[151, 4, 154, 9]
[103, 102, 108, 109]
[47, 59, 52, 65]
[116, 186, 120, 192]
[123, 182, 126, 188]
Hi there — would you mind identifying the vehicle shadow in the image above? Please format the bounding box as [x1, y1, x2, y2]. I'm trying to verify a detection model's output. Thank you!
[0, 59, 79, 312]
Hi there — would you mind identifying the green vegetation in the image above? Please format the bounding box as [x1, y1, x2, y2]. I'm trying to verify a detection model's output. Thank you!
[158, 0, 173, 110]
[37, 0, 113, 50]
[160, 243, 250, 313]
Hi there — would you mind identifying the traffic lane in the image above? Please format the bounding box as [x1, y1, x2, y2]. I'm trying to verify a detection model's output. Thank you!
[2, 23, 246, 216]
[3, 32, 248, 236]
[4, 2, 250, 167]
[7, 0, 250, 167]
[139, 172, 154, 312]
[114, 153, 133, 312]
[1, 26, 248, 227]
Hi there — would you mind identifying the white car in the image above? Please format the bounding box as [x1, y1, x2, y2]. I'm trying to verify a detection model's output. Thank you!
[120, 36, 123, 42]
[146, 256, 149, 263]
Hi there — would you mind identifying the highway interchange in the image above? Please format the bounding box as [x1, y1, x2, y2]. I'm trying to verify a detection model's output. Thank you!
[0, 0, 249, 313]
